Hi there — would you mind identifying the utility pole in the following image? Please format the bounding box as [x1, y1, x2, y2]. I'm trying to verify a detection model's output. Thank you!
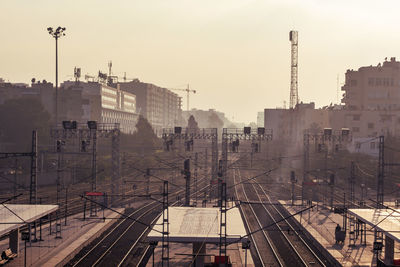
[377, 136, 384, 208]
[329, 174, 335, 210]
[183, 159, 191, 206]
[14, 159, 18, 203]
[194, 152, 198, 206]
[290, 171, 296, 206]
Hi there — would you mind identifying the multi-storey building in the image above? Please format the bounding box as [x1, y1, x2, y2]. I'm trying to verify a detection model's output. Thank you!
[116, 80, 181, 132]
[342, 57, 400, 110]
[0, 80, 84, 123]
[61, 81, 138, 133]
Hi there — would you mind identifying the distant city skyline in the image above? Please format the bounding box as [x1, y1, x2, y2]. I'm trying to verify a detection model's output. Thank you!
[2, 0, 400, 123]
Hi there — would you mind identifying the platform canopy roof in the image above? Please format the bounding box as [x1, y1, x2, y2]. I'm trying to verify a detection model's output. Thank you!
[0, 204, 58, 237]
[147, 207, 248, 243]
[348, 208, 400, 242]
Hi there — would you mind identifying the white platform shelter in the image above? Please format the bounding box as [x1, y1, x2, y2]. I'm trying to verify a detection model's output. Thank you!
[148, 206, 248, 266]
[0, 204, 58, 255]
[348, 208, 400, 265]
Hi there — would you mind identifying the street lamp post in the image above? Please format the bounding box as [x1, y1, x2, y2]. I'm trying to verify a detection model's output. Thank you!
[47, 26, 66, 126]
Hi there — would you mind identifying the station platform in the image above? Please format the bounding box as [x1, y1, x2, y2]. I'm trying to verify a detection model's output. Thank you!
[147, 202, 254, 266]
[0, 207, 124, 267]
[281, 200, 400, 266]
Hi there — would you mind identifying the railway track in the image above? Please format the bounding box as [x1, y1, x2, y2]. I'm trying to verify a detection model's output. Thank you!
[235, 167, 332, 266]
[233, 168, 282, 267]
[66, 174, 211, 267]
[249, 177, 329, 266]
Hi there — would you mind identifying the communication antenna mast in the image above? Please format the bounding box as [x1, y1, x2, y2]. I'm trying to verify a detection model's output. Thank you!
[289, 30, 299, 109]
[337, 74, 339, 104]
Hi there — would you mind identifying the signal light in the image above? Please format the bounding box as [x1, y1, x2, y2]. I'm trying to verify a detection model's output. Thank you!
[257, 127, 265, 135]
[174, 127, 182, 134]
[87, 121, 97, 130]
[62, 120, 77, 130]
[56, 140, 65, 152]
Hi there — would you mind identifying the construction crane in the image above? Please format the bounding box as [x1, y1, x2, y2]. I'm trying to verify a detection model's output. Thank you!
[169, 84, 196, 111]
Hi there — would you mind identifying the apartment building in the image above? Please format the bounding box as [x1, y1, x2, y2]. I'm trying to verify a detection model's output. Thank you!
[117, 80, 182, 132]
[61, 81, 138, 133]
[342, 57, 400, 111]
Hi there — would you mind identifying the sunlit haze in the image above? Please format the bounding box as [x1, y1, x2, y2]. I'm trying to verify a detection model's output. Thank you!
[2, 0, 400, 122]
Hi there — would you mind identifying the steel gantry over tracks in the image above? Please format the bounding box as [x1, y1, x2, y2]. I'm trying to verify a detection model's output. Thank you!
[162, 127, 218, 195]
[50, 121, 121, 204]
[221, 127, 273, 180]
[302, 128, 351, 205]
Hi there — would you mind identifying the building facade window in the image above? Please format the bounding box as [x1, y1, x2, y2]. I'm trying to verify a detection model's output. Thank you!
[368, 78, 374, 86]
[368, 123, 374, 129]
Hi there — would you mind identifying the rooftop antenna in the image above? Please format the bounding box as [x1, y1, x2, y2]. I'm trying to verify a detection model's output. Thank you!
[289, 30, 299, 109]
[108, 61, 112, 76]
[74, 67, 81, 84]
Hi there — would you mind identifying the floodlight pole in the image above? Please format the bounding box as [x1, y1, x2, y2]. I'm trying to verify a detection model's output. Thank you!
[56, 36, 58, 124]
[47, 26, 66, 125]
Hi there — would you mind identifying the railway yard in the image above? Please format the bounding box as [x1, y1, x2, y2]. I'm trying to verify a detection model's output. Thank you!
[1, 127, 400, 267]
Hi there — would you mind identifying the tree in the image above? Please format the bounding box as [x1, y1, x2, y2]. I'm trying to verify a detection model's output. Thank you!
[121, 116, 160, 152]
[208, 112, 223, 129]
[0, 97, 51, 150]
[187, 115, 199, 133]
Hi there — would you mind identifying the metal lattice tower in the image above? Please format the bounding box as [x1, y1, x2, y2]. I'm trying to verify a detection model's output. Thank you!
[111, 125, 121, 204]
[91, 129, 97, 192]
[30, 130, 38, 204]
[161, 181, 169, 267]
[289, 30, 299, 109]
[162, 128, 218, 198]
[194, 152, 198, 205]
[349, 161, 355, 207]
[302, 132, 309, 205]
[221, 129, 229, 181]
[219, 182, 227, 257]
[211, 130, 218, 187]
[377, 135, 384, 208]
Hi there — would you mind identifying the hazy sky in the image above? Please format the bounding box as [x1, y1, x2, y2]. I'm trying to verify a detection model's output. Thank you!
[1, 0, 400, 123]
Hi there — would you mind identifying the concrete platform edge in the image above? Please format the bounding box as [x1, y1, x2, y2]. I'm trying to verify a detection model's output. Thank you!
[282, 203, 343, 267]
[53, 212, 122, 267]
